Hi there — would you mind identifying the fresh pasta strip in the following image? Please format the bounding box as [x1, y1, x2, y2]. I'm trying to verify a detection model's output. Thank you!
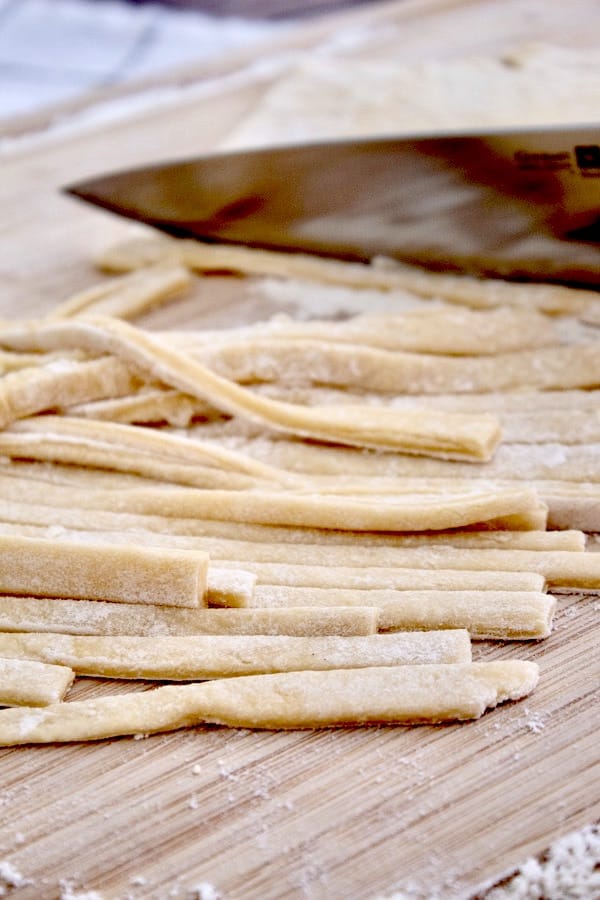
[0, 522, 549, 595]
[96, 235, 593, 316]
[5, 416, 294, 484]
[207, 568, 256, 607]
[500, 410, 600, 445]
[254, 384, 600, 413]
[0, 661, 540, 742]
[0, 534, 209, 608]
[215, 563, 546, 598]
[48, 264, 192, 321]
[251, 587, 556, 640]
[0, 357, 141, 429]
[161, 305, 560, 355]
[0, 349, 85, 374]
[0, 630, 472, 679]
[0, 489, 590, 585]
[227, 435, 600, 484]
[0, 481, 545, 532]
[247, 385, 600, 445]
[0, 432, 259, 491]
[0, 597, 378, 637]
[0, 656, 74, 706]
[0, 316, 502, 460]
[0, 488, 585, 551]
[67, 388, 215, 427]
[191, 338, 600, 394]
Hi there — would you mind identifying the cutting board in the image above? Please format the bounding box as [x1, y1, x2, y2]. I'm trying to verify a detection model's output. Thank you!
[0, 2, 599, 898]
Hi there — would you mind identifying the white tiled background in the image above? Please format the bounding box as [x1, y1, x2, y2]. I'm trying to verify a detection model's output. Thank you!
[0, 0, 278, 119]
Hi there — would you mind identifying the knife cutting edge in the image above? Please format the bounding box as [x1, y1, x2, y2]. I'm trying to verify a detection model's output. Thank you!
[66, 124, 600, 285]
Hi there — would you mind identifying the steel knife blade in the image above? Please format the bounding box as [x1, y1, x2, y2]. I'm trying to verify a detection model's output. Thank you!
[66, 124, 600, 284]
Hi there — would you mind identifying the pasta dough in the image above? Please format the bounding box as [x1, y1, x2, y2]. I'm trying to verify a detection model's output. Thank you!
[0, 317, 502, 460]
[0, 597, 379, 637]
[0, 534, 209, 608]
[250, 587, 555, 639]
[0, 656, 74, 706]
[0, 630, 472, 679]
[0, 661, 540, 743]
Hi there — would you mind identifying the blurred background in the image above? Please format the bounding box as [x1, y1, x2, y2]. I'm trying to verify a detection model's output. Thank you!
[1, 0, 376, 120]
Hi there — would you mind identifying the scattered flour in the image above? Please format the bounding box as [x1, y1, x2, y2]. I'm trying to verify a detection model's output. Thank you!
[480, 822, 600, 899]
[58, 881, 103, 900]
[0, 860, 30, 895]
[188, 882, 220, 900]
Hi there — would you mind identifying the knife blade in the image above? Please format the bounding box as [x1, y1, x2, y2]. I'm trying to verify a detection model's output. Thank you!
[66, 124, 600, 285]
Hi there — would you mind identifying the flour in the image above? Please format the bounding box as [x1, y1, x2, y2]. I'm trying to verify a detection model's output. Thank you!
[188, 883, 220, 900]
[480, 823, 600, 899]
[0, 861, 30, 895]
[58, 881, 103, 900]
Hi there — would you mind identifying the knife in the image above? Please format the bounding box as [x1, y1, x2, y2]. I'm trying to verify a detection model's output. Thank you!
[66, 124, 600, 285]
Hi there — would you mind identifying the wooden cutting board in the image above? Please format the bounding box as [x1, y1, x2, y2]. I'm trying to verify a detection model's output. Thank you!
[0, 2, 598, 898]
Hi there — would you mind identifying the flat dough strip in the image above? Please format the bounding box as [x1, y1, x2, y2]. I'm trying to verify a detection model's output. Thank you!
[0, 656, 74, 706]
[0, 526, 582, 588]
[0, 481, 544, 532]
[67, 388, 214, 428]
[248, 385, 600, 444]
[0, 631, 472, 679]
[4, 415, 294, 485]
[0, 488, 585, 551]
[0, 433, 260, 491]
[214, 562, 546, 597]
[0, 522, 548, 595]
[96, 236, 594, 316]
[0, 316, 502, 460]
[0, 349, 86, 374]
[48, 265, 192, 321]
[251, 587, 556, 640]
[191, 338, 600, 394]
[0, 598, 378, 637]
[0, 357, 140, 429]
[256, 385, 600, 413]
[0, 534, 208, 608]
[225, 435, 600, 484]
[0, 661, 540, 742]
[162, 306, 560, 355]
[0, 487, 589, 583]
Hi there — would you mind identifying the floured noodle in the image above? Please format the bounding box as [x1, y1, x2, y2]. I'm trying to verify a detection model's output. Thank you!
[48, 264, 192, 321]
[96, 235, 596, 316]
[160, 306, 561, 355]
[5, 415, 294, 483]
[0, 656, 74, 706]
[191, 339, 600, 393]
[0, 631, 472, 679]
[0, 597, 379, 637]
[0, 317, 502, 461]
[0, 534, 209, 608]
[250, 586, 556, 640]
[0, 662, 540, 743]
[0, 357, 140, 429]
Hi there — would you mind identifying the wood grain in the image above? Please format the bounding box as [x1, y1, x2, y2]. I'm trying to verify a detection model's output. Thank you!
[0, 2, 598, 898]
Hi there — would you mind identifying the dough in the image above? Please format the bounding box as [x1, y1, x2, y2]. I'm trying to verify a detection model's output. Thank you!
[0, 661, 540, 743]
[0, 357, 139, 429]
[0, 316, 502, 460]
[162, 306, 560, 355]
[49, 264, 191, 321]
[0, 656, 74, 706]
[0, 534, 209, 608]
[0, 481, 545, 532]
[251, 587, 556, 640]
[97, 236, 596, 317]
[0, 597, 379, 637]
[0, 630, 472, 679]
